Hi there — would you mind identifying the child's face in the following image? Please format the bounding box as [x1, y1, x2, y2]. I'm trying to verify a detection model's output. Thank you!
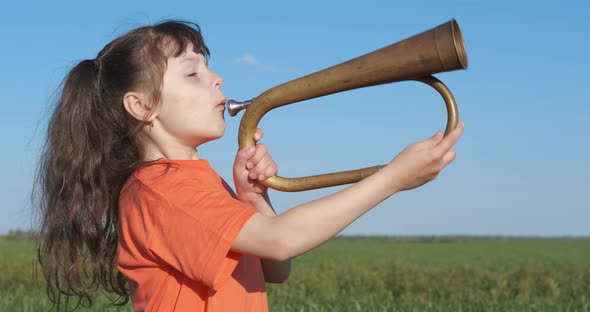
[156, 44, 226, 147]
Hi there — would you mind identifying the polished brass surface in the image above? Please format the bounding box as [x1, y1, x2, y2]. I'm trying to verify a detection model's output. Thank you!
[229, 19, 468, 192]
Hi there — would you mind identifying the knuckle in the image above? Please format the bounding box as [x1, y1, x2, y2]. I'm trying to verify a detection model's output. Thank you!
[252, 152, 263, 162]
[427, 150, 438, 162]
[253, 165, 263, 175]
[432, 150, 444, 161]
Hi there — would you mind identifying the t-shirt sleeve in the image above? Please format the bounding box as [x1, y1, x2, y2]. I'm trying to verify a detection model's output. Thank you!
[145, 179, 258, 291]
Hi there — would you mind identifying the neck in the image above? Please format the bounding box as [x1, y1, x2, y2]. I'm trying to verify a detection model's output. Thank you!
[142, 145, 200, 161]
[138, 128, 200, 161]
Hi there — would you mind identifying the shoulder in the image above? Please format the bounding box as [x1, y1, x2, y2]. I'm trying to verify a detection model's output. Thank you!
[120, 161, 237, 211]
[118, 164, 198, 217]
[129, 161, 220, 197]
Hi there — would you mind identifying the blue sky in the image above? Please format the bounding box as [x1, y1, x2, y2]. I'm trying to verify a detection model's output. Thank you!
[1, 0, 588, 236]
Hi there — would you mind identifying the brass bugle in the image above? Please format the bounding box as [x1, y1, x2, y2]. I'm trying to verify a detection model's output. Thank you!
[227, 19, 468, 192]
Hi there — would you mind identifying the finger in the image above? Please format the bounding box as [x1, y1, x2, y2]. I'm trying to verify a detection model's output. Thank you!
[429, 131, 444, 149]
[246, 143, 268, 170]
[257, 158, 278, 181]
[442, 149, 457, 166]
[249, 155, 273, 180]
[435, 121, 464, 154]
[259, 161, 278, 181]
[416, 130, 443, 149]
[253, 128, 264, 142]
[431, 148, 457, 178]
[236, 146, 256, 168]
[429, 130, 444, 145]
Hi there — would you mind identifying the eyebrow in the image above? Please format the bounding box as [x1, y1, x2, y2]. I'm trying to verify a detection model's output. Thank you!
[179, 55, 208, 66]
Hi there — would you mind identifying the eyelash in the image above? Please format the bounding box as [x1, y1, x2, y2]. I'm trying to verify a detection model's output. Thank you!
[187, 73, 197, 77]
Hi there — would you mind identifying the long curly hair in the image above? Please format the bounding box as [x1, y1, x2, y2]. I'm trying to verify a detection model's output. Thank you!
[34, 20, 210, 310]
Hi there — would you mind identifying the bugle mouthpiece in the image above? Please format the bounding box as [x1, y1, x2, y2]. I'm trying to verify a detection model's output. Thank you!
[226, 99, 252, 117]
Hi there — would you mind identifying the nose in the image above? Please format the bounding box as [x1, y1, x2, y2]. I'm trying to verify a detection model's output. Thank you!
[213, 72, 223, 89]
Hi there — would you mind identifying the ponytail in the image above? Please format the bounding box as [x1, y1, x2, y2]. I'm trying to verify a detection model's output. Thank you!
[36, 58, 132, 309]
[34, 20, 210, 310]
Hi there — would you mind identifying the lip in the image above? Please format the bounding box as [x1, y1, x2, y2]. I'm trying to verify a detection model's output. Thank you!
[217, 99, 227, 112]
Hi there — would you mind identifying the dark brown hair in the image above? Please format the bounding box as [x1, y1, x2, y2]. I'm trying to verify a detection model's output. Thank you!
[34, 20, 209, 310]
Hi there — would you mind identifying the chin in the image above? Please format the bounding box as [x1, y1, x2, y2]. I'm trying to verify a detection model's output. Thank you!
[191, 128, 226, 146]
[210, 126, 226, 141]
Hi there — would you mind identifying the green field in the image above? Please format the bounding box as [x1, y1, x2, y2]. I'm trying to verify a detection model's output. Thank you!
[1, 236, 589, 311]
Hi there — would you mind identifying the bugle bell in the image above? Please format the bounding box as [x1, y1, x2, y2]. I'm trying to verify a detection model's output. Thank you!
[227, 19, 468, 192]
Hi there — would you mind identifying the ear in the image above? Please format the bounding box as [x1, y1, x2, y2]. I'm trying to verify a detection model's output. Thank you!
[123, 92, 154, 122]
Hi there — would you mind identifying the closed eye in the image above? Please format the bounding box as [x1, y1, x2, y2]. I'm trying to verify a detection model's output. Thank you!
[187, 73, 197, 77]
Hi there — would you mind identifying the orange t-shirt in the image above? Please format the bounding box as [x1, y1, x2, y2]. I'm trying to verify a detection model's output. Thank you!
[117, 159, 268, 311]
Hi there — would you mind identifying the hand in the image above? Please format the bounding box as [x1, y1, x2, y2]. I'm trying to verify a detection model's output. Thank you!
[385, 121, 465, 192]
[233, 128, 278, 203]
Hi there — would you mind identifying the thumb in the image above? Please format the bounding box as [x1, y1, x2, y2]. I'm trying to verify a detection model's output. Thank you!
[428, 130, 444, 145]
[253, 128, 264, 142]
[415, 130, 443, 149]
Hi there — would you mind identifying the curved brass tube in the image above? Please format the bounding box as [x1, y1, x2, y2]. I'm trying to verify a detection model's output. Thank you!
[228, 19, 468, 192]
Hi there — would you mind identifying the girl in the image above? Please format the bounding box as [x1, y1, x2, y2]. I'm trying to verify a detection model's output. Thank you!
[36, 20, 464, 311]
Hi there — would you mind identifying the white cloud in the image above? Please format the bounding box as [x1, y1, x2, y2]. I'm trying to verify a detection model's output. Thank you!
[232, 55, 278, 72]
[233, 55, 258, 66]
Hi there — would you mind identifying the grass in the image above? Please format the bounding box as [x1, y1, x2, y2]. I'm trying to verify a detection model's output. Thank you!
[1, 236, 589, 311]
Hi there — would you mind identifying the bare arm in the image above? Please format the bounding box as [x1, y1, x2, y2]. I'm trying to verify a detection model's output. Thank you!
[232, 122, 464, 261]
[233, 160, 396, 261]
[231, 129, 292, 283]
[244, 192, 291, 283]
